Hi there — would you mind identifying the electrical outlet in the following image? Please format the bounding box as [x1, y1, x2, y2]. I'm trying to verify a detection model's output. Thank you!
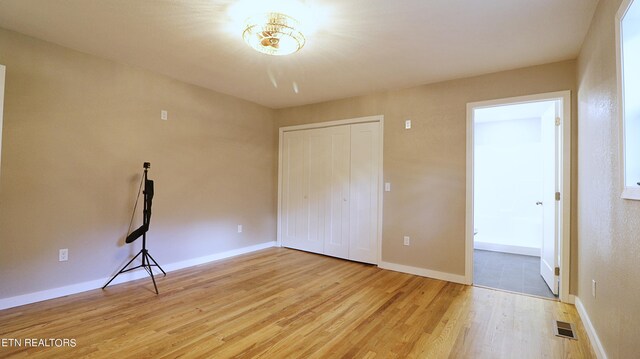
[237, 224, 243, 233]
[592, 279, 596, 297]
[385, 182, 391, 192]
[405, 119, 412, 129]
[59, 248, 68, 262]
[403, 236, 410, 246]
[161, 110, 168, 120]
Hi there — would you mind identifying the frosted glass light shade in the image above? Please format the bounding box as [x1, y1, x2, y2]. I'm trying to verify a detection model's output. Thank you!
[242, 12, 306, 56]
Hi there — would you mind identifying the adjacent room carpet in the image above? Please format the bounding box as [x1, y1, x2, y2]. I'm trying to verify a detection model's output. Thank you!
[474, 249, 557, 299]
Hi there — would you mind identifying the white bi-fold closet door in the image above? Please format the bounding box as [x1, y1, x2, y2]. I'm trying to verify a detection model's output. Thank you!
[280, 121, 381, 264]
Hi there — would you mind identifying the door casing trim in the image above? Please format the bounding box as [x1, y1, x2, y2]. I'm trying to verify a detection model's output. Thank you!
[465, 91, 572, 303]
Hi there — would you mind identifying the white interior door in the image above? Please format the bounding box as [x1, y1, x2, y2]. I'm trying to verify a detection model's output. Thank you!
[349, 122, 380, 264]
[282, 126, 351, 256]
[540, 102, 559, 295]
[280, 120, 381, 265]
[323, 126, 351, 259]
[306, 129, 331, 254]
[281, 130, 311, 252]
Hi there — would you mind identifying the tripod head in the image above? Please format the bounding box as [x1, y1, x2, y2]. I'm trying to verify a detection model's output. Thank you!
[143, 162, 151, 169]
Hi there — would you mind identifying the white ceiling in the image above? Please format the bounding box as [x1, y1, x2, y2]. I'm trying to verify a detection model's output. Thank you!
[0, 0, 598, 109]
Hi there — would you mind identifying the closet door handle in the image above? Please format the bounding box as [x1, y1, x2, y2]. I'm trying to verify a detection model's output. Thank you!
[536, 201, 543, 205]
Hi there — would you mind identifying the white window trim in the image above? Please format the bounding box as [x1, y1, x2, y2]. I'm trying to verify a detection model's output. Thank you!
[616, 0, 640, 200]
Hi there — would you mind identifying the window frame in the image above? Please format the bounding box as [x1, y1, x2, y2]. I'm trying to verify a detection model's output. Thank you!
[617, 0, 640, 200]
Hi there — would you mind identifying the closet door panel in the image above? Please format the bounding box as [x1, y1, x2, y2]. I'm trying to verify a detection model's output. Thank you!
[305, 129, 330, 254]
[323, 126, 351, 259]
[281, 131, 308, 251]
[349, 122, 380, 264]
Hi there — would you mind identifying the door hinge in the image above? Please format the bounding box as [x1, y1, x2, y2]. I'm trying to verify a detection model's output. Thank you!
[555, 267, 560, 276]
[555, 117, 561, 126]
[555, 192, 561, 201]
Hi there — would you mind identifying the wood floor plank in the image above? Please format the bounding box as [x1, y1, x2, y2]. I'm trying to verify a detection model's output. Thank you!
[0, 248, 595, 358]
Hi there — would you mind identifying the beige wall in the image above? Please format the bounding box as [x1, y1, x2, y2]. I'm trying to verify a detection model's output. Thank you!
[0, 23, 584, 306]
[0, 28, 276, 299]
[276, 60, 578, 282]
[577, 0, 640, 357]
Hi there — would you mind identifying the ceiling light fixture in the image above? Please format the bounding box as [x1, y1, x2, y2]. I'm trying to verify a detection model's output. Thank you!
[242, 12, 306, 56]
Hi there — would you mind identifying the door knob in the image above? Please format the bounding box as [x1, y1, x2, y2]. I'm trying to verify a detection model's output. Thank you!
[536, 201, 543, 205]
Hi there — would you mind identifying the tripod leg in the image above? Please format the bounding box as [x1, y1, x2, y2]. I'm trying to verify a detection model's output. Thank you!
[102, 250, 143, 289]
[143, 264, 153, 277]
[144, 253, 159, 295]
[145, 251, 166, 276]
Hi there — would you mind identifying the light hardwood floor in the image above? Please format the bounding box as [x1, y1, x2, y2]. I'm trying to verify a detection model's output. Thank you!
[0, 248, 594, 358]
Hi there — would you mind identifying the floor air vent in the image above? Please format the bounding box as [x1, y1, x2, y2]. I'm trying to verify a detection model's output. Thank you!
[554, 320, 577, 340]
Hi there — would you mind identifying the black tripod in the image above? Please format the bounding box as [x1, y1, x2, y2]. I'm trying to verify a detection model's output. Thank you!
[103, 162, 166, 294]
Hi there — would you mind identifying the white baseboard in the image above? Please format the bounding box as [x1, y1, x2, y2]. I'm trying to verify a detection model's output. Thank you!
[474, 241, 540, 257]
[378, 261, 466, 284]
[161, 242, 276, 272]
[575, 296, 608, 359]
[0, 241, 276, 311]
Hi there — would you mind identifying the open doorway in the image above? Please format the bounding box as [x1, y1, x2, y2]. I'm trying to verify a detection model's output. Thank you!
[465, 91, 571, 302]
